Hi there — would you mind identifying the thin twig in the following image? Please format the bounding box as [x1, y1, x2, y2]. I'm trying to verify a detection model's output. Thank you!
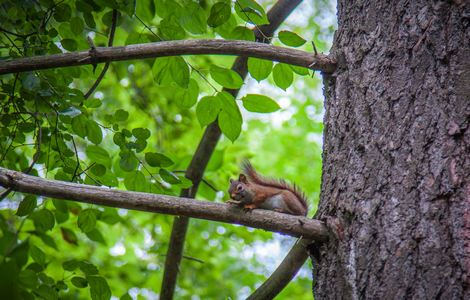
[0, 26, 36, 38]
[172, 170, 219, 192]
[311, 41, 318, 56]
[160, 254, 205, 264]
[84, 9, 118, 99]
[71, 137, 81, 182]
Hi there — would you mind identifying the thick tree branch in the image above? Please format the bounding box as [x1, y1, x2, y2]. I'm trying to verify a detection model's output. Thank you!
[0, 39, 336, 75]
[247, 238, 312, 299]
[160, 1, 307, 299]
[0, 167, 329, 240]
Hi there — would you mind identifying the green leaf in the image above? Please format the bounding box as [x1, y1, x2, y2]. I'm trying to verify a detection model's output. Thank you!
[63, 259, 79, 271]
[35, 284, 58, 300]
[229, 26, 255, 41]
[234, 0, 269, 25]
[196, 96, 221, 126]
[55, 209, 69, 224]
[242, 94, 280, 113]
[79, 261, 99, 275]
[278, 30, 306, 47]
[207, 2, 231, 27]
[83, 12, 96, 28]
[145, 152, 174, 168]
[120, 293, 132, 300]
[72, 114, 87, 138]
[179, 2, 206, 34]
[114, 109, 129, 122]
[247, 58, 272, 82]
[61, 39, 78, 51]
[86, 120, 103, 145]
[38, 273, 54, 285]
[10, 239, 29, 267]
[153, 57, 189, 88]
[210, 65, 243, 89]
[91, 164, 106, 176]
[272, 63, 293, 90]
[87, 275, 111, 300]
[113, 132, 125, 147]
[39, 233, 57, 250]
[85, 229, 106, 245]
[19, 269, 38, 289]
[60, 227, 78, 245]
[18, 122, 35, 133]
[290, 65, 310, 76]
[119, 150, 139, 172]
[70, 17, 84, 35]
[159, 169, 181, 184]
[77, 209, 96, 233]
[159, 16, 185, 40]
[22, 73, 40, 91]
[217, 92, 242, 141]
[32, 209, 55, 232]
[52, 199, 68, 213]
[54, 4, 72, 22]
[122, 129, 132, 137]
[16, 195, 37, 216]
[132, 128, 151, 140]
[99, 208, 121, 225]
[175, 79, 199, 109]
[71, 276, 88, 288]
[124, 171, 147, 192]
[56, 280, 68, 291]
[155, 0, 183, 19]
[86, 146, 111, 167]
[84, 98, 102, 108]
[30, 245, 46, 265]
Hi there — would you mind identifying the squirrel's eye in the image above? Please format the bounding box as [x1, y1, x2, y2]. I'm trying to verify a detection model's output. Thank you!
[237, 185, 243, 191]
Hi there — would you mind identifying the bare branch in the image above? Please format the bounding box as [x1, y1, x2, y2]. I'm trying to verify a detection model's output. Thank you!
[0, 39, 336, 75]
[0, 167, 329, 241]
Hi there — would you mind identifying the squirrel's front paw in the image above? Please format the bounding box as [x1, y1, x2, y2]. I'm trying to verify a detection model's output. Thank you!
[243, 204, 256, 212]
[227, 200, 242, 205]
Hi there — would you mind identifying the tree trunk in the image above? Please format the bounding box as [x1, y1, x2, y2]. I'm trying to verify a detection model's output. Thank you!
[313, 1, 469, 299]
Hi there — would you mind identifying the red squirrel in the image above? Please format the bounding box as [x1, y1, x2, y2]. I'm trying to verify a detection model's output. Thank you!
[227, 161, 308, 216]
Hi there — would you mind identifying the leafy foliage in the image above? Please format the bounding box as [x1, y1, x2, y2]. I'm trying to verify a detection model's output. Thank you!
[0, 0, 335, 299]
[278, 30, 307, 47]
[242, 94, 280, 113]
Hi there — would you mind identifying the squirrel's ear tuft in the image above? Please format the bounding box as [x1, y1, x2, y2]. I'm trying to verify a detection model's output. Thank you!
[229, 178, 234, 184]
[239, 174, 247, 183]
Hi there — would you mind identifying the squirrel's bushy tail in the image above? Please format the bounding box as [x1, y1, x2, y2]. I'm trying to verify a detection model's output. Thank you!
[242, 160, 308, 210]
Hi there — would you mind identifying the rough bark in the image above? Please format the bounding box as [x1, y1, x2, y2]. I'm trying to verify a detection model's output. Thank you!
[0, 39, 335, 75]
[0, 167, 329, 240]
[313, 1, 470, 299]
